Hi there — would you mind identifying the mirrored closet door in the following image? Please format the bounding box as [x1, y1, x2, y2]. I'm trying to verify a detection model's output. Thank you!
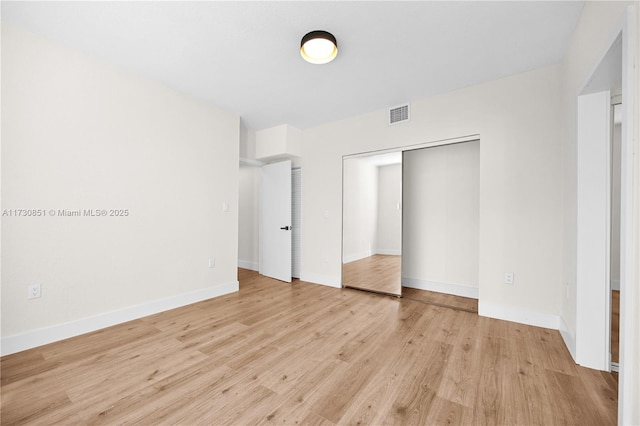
[342, 152, 402, 296]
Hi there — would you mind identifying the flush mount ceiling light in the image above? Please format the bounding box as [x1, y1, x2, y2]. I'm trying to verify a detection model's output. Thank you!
[300, 30, 338, 64]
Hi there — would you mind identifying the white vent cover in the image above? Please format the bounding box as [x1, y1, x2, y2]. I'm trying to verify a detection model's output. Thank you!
[389, 104, 410, 125]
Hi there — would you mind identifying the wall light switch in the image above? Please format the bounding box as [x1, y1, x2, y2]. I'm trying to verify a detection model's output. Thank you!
[222, 202, 229, 212]
[504, 273, 514, 285]
[209, 258, 216, 268]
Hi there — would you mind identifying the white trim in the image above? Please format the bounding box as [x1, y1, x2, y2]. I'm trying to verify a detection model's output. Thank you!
[375, 249, 402, 256]
[238, 259, 259, 271]
[402, 277, 479, 299]
[239, 157, 264, 167]
[618, 6, 637, 424]
[299, 272, 341, 288]
[1, 280, 239, 356]
[559, 315, 577, 361]
[478, 302, 560, 330]
[342, 134, 480, 161]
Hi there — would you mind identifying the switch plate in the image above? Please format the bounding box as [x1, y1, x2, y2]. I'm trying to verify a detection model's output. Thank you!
[222, 202, 229, 212]
[208, 258, 216, 268]
[28, 283, 41, 299]
[504, 273, 514, 285]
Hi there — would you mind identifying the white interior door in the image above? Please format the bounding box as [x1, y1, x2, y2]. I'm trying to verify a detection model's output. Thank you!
[260, 160, 292, 282]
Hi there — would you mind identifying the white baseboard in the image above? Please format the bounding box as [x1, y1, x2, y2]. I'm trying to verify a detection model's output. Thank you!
[402, 277, 479, 299]
[238, 259, 259, 271]
[478, 301, 560, 330]
[1, 280, 239, 356]
[559, 315, 577, 361]
[299, 272, 341, 288]
[374, 249, 402, 256]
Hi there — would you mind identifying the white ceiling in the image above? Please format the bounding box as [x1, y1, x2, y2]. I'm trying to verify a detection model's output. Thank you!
[1, 1, 584, 131]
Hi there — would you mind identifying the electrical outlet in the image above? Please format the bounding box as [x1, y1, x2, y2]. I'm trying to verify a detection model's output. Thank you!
[28, 284, 41, 299]
[504, 273, 514, 285]
[208, 258, 216, 268]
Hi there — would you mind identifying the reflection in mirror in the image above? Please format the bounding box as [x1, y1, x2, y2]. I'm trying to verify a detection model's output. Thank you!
[401, 141, 480, 300]
[611, 102, 621, 366]
[342, 152, 402, 296]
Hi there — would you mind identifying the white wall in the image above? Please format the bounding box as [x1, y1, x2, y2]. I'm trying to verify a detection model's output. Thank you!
[402, 141, 479, 294]
[301, 64, 563, 325]
[1, 25, 240, 354]
[376, 164, 402, 255]
[342, 158, 378, 263]
[238, 125, 260, 271]
[238, 165, 260, 271]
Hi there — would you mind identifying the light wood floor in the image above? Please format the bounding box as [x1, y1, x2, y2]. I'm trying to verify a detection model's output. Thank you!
[612, 290, 620, 363]
[2, 269, 617, 425]
[342, 254, 401, 295]
[343, 255, 478, 313]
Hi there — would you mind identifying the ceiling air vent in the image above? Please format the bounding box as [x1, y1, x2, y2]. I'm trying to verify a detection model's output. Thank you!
[389, 104, 410, 125]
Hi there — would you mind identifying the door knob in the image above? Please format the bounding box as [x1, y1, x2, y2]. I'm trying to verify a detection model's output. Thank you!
[280, 226, 291, 230]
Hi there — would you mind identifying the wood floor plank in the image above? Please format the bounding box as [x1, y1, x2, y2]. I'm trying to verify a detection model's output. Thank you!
[254, 359, 342, 425]
[338, 312, 433, 425]
[383, 339, 454, 424]
[0, 350, 60, 386]
[437, 311, 482, 408]
[1, 269, 618, 425]
[38, 320, 162, 362]
[1, 371, 73, 425]
[310, 356, 383, 423]
[89, 363, 235, 424]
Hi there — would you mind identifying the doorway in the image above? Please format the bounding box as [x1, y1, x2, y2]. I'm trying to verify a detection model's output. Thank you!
[575, 34, 622, 372]
[574, 9, 636, 421]
[260, 160, 292, 282]
[259, 160, 302, 283]
[610, 101, 622, 370]
[341, 137, 480, 301]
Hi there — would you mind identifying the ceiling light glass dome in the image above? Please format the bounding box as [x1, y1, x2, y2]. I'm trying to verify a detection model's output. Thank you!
[300, 31, 338, 64]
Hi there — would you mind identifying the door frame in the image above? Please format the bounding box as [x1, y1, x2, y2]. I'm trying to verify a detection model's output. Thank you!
[340, 134, 480, 292]
[574, 6, 637, 423]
